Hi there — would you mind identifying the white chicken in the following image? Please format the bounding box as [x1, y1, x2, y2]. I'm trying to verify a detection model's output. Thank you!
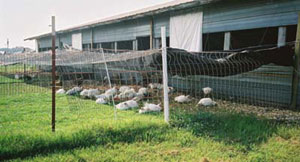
[148, 83, 163, 90]
[174, 95, 191, 103]
[197, 98, 216, 106]
[66, 87, 82, 95]
[168, 87, 174, 94]
[119, 86, 131, 93]
[87, 89, 100, 98]
[116, 100, 138, 110]
[139, 103, 162, 114]
[133, 92, 144, 101]
[116, 88, 136, 100]
[202, 87, 213, 96]
[96, 98, 107, 104]
[105, 87, 117, 98]
[95, 94, 107, 99]
[80, 89, 89, 98]
[56, 89, 65, 94]
[138, 87, 148, 96]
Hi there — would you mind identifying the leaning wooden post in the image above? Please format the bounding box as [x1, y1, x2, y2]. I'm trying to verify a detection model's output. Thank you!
[291, 13, 300, 109]
[51, 16, 56, 132]
[161, 26, 169, 123]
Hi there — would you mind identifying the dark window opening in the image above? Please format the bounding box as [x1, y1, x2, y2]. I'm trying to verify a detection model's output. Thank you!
[286, 25, 297, 43]
[137, 36, 150, 50]
[39, 47, 58, 52]
[154, 37, 170, 49]
[92, 43, 101, 50]
[82, 44, 91, 51]
[117, 40, 133, 50]
[101, 42, 115, 50]
[203, 32, 224, 51]
[231, 27, 278, 50]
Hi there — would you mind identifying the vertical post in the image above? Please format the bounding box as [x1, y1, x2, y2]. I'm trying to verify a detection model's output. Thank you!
[291, 13, 300, 109]
[133, 40, 138, 51]
[278, 27, 287, 47]
[224, 32, 231, 51]
[100, 48, 117, 119]
[161, 27, 169, 123]
[23, 63, 26, 82]
[51, 16, 56, 132]
[150, 18, 154, 49]
[114, 42, 117, 53]
[91, 29, 94, 50]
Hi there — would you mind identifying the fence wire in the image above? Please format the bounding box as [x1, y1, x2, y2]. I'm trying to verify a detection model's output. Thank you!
[0, 44, 299, 124]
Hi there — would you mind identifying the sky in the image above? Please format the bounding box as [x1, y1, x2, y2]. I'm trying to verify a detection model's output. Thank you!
[0, 0, 173, 49]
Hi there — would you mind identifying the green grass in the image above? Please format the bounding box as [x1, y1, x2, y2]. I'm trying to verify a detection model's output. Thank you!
[0, 76, 300, 162]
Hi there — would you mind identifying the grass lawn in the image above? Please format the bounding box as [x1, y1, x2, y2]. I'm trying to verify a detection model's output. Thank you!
[0, 76, 300, 162]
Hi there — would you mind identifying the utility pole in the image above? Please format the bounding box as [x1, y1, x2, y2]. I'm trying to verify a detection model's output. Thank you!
[51, 16, 56, 132]
[7, 39, 9, 49]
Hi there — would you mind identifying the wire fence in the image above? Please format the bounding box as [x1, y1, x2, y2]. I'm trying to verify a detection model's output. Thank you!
[0, 43, 299, 127]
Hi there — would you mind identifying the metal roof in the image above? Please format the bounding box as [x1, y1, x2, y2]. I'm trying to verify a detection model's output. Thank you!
[25, 0, 217, 40]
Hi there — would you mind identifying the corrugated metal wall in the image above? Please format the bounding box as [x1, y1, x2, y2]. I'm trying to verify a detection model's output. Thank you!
[38, 0, 300, 46]
[203, 0, 300, 33]
[59, 33, 72, 45]
[82, 29, 92, 44]
[93, 18, 150, 43]
[153, 14, 170, 38]
[38, 37, 59, 48]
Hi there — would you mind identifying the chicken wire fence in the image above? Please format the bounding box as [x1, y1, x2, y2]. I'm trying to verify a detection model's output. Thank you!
[0, 44, 299, 126]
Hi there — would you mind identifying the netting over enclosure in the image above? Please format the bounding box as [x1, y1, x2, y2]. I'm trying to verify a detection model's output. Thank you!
[1, 43, 299, 112]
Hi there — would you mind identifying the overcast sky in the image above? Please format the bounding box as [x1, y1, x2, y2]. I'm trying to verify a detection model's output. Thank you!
[0, 0, 172, 49]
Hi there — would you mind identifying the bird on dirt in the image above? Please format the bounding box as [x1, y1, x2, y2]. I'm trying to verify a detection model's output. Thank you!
[105, 87, 118, 98]
[139, 103, 162, 114]
[56, 89, 65, 94]
[197, 98, 216, 106]
[175, 95, 191, 103]
[96, 98, 107, 104]
[202, 87, 213, 97]
[116, 100, 138, 110]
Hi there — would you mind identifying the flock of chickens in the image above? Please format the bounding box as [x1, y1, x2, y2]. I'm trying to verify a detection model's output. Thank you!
[56, 83, 216, 114]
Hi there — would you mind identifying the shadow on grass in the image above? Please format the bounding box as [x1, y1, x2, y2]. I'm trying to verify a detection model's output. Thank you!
[169, 108, 278, 150]
[0, 122, 169, 161]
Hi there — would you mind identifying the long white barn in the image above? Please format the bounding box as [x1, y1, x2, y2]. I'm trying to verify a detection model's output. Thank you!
[25, 0, 300, 53]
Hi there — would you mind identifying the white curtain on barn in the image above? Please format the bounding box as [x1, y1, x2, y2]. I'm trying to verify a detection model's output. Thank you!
[72, 33, 82, 50]
[170, 12, 203, 52]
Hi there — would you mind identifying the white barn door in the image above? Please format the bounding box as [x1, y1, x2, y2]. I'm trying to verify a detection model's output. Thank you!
[72, 33, 82, 50]
[170, 12, 203, 52]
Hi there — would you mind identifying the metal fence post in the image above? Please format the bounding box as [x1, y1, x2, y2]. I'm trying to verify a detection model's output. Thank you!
[51, 16, 56, 132]
[161, 26, 169, 123]
[291, 13, 300, 109]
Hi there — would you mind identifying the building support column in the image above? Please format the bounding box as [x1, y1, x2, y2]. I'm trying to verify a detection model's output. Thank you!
[133, 40, 138, 51]
[278, 26, 287, 47]
[114, 42, 118, 52]
[91, 29, 94, 50]
[150, 18, 154, 49]
[224, 32, 231, 51]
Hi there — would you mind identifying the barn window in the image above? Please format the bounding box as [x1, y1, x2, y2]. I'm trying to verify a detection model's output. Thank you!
[154, 37, 170, 49]
[286, 25, 297, 43]
[101, 42, 115, 50]
[203, 32, 224, 51]
[117, 40, 133, 50]
[82, 44, 91, 51]
[92, 43, 101, 50]
[137, 36, 150, 50]
[231, 27, 278, 50]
